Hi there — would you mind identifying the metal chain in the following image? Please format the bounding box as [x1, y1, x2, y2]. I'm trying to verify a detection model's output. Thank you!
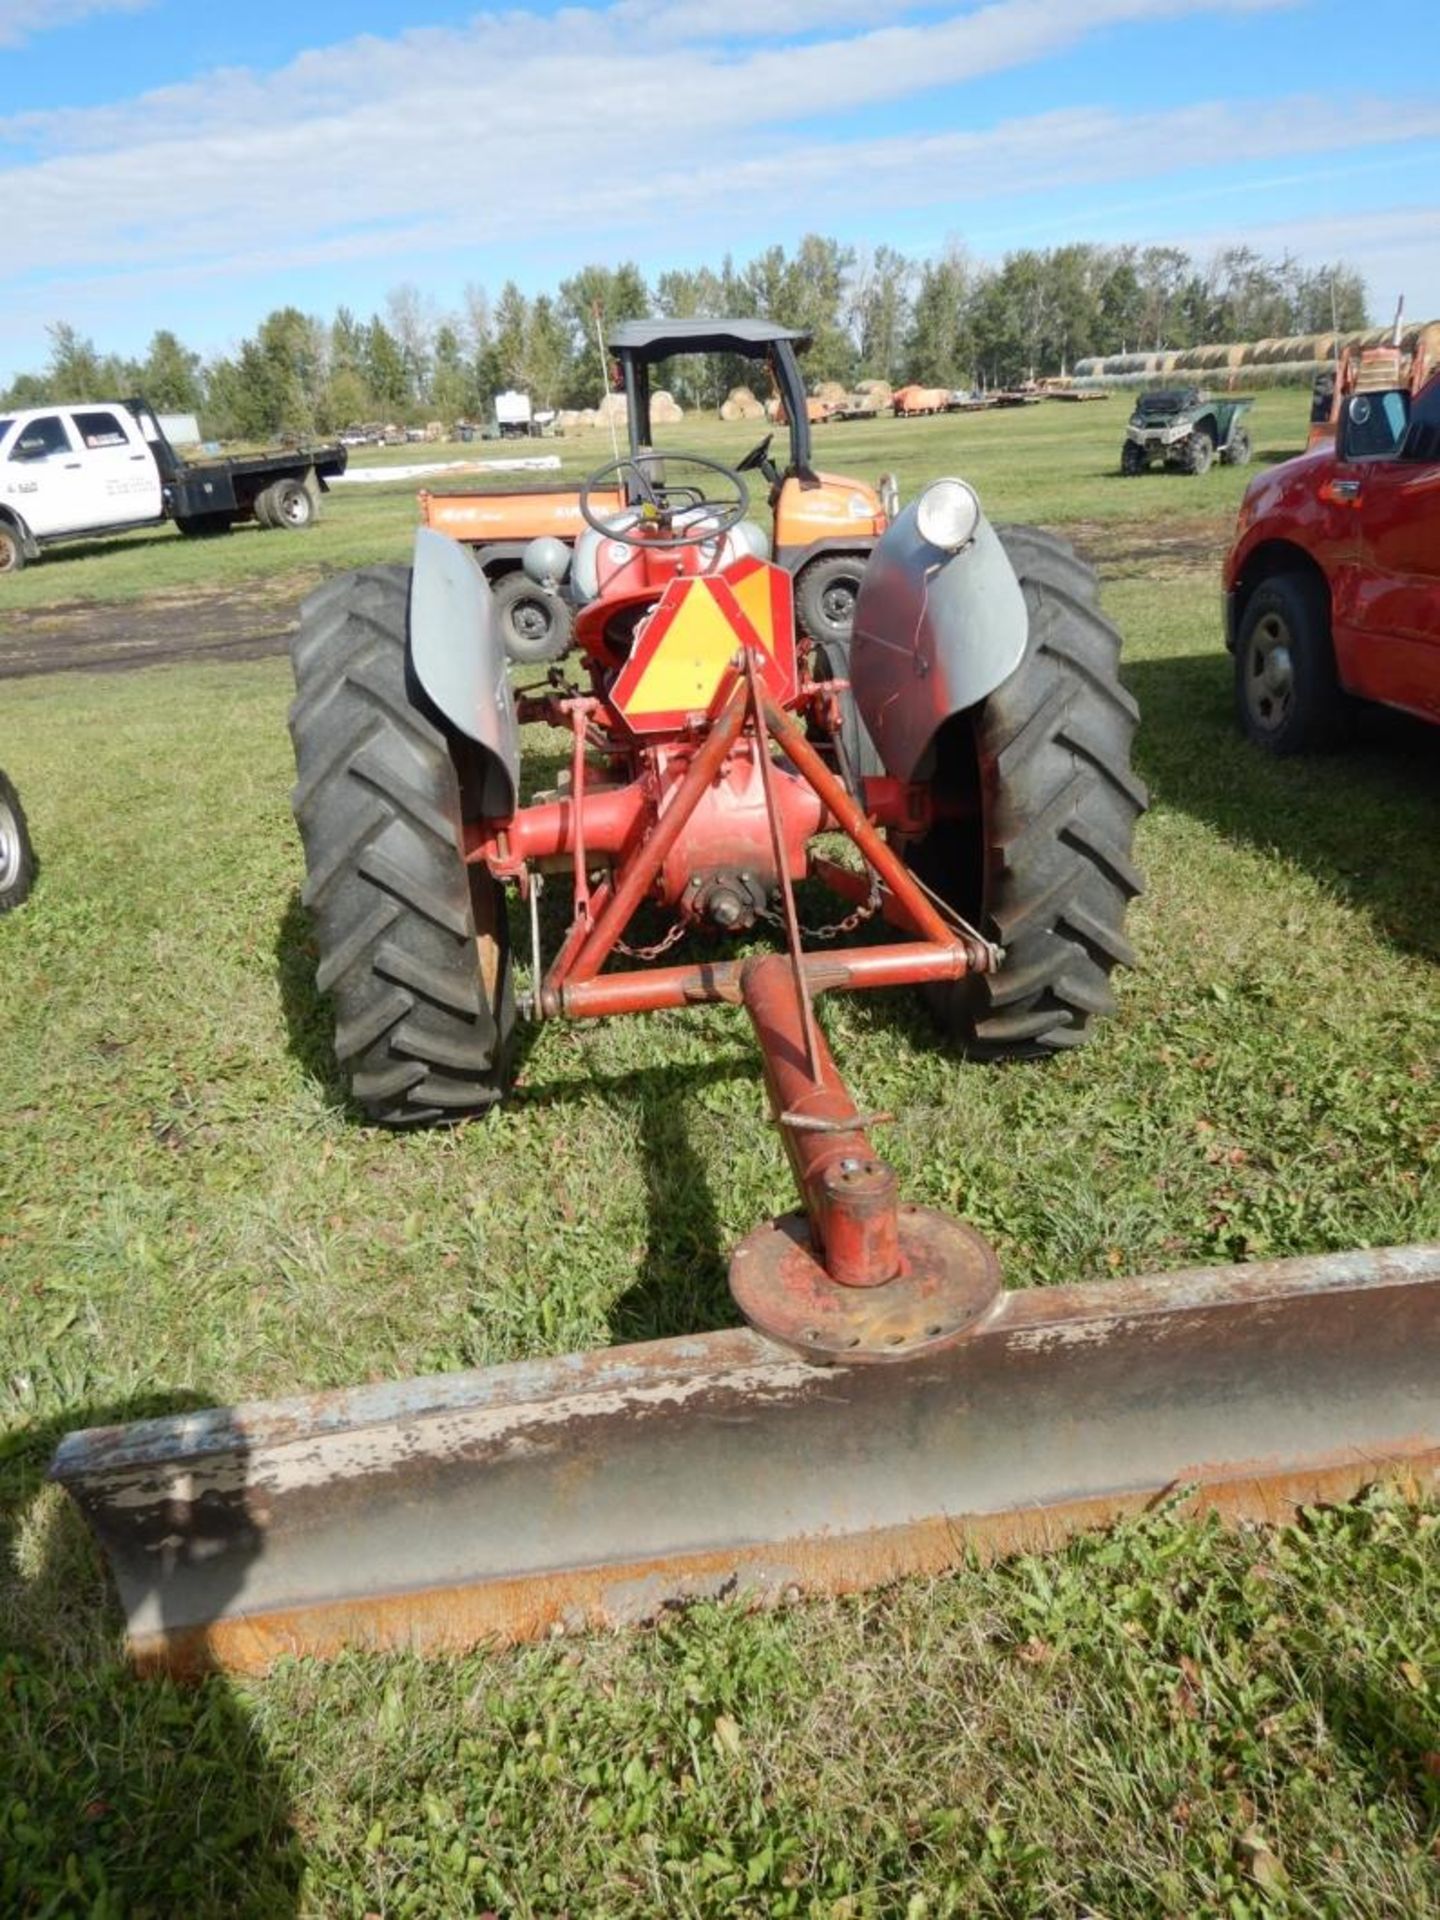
[761, 871, 883, 942]
[615, 917, 691, 961]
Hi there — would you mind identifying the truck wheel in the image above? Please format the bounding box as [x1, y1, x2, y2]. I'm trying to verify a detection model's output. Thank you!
[1224, 427, 1253, 467]
[489, 570, 574, 665]
[1183, 430, 1215, 475]
[1120, 440, 1146, 476]
[288, 566, 514, 1126]
[796, 553, 867, 649]
[270, 479, 316, 530]
[903, 527, 1146, 1058]
[0, 524, 26, 573]
[253, 486, 279, 529]
[0, 769, 35, 913]
[1234, 572, 1350, 755]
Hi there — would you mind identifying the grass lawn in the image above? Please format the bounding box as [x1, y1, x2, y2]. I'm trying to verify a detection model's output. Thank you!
[1, 392, 1437, 1916]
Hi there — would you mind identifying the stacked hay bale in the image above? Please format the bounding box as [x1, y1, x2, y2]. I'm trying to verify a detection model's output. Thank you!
[720, 386, 766, 422]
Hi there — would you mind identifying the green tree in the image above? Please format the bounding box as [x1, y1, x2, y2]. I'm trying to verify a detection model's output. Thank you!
[906, 252, 975, 387]
[364, 317, 410, 415]
[430, 322, 474, 422]
[140, 330, 204, 413]
[850, 245, 913, 384]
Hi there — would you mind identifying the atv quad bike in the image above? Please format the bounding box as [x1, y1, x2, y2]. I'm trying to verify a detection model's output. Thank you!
[52, 398, 1439, 1673]
[1121, 388, 1254, 475]
[420, 320, 893, 666]
[0, 768, 35, 913]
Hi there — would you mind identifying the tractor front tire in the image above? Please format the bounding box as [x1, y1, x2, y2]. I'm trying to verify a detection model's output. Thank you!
[288, 566, 514, 1126]
[489, 569, 574, 665]
[907, 527, 1146, 1058]
[796, 552, 867, 650]
[0, 769, 35, 913]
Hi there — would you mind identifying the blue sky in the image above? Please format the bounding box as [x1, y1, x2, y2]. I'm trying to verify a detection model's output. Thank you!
[1, 0, 1435, 381]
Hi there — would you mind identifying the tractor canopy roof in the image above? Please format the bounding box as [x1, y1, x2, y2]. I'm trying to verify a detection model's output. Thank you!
[607, 319, 813, 362]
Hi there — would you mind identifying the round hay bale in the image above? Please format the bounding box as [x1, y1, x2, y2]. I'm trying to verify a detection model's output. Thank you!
[720, 385, 765, 423]
[650, 389, 684, 425]
[815, 380, 847, 405]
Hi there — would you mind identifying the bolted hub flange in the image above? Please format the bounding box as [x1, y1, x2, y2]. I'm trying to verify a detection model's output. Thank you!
[729, 1205, 1002, 1363]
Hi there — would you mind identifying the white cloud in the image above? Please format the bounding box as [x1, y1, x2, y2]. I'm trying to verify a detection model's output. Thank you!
[5, 0, 1432, 359]
[0, 0, 152, 48]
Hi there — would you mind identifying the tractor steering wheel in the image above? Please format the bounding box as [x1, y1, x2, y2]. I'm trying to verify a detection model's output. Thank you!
[579, 453, 750, 551]
[736, 432, 775, 475]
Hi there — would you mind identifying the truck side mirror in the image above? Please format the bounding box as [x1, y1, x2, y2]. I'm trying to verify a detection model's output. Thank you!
[1339, 391, 1408, 462]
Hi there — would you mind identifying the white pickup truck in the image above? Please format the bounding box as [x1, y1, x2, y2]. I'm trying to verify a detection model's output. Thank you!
[0, 399, 347, 574]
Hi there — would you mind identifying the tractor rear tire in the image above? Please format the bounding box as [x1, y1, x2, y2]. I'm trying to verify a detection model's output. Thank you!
[796, 553, 866, 650]
[0, 769, 35, 914]
[287, 566, 514, 1126]
[906, 526, 1146, 1058]
[489, 569, 574, 665]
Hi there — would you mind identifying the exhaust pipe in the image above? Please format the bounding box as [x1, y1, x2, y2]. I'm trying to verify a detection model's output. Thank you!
[52, 1244, 1439, 1676]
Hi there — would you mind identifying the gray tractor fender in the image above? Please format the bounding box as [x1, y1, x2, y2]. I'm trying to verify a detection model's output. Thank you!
[407, 526, 519, 818]
[850, 501, 1028, 783]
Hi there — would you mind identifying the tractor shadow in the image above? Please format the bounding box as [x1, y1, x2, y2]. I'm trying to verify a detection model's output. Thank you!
[511, 1053, 754, 1343]
[1, 1392, 302, 1915]
[1125, 651, 1440, 960]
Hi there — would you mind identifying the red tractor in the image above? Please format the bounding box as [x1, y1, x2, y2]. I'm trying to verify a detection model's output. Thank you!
[288, 321, 1144, 1356]
[1226, 364, 1440, 750]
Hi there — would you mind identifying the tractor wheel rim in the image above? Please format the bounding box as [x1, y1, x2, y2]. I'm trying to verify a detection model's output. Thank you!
[0, 798, 20, 891]
[1247, 613, 1294, 730]
[821, 581, 857, 624]
[512, 599, 550, 642]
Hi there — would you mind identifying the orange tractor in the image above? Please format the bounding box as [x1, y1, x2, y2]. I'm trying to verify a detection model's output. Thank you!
[420, 321, 888, 664]
[50, 323, 1439, 1675]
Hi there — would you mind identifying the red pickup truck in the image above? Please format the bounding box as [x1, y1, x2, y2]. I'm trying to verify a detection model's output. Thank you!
[1224, 370, 1440, 751]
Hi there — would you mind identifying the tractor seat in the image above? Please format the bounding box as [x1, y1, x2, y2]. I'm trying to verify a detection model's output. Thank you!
[571, 509, 769, 603]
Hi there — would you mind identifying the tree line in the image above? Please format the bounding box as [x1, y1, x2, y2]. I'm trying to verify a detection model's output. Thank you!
[2, 238, 1367, 439]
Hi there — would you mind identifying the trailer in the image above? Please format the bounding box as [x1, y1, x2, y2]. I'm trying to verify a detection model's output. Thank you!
[0, 399, 347, 573]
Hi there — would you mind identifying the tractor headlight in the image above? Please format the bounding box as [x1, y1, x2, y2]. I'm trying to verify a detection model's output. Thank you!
[915, 478, 980, 552]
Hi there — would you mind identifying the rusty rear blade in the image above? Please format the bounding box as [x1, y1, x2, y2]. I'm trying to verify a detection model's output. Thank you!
[51, 1245, 1440, 1676]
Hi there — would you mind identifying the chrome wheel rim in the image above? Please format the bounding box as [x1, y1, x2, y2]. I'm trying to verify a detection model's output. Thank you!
[0, 797, 21, 892]
[1245, 612, 1294, 732]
